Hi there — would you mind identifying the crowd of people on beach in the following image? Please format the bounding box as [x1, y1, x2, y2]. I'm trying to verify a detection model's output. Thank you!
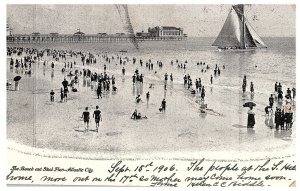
[7, 46, 296, 136]
[269, 82, 295, 131]
[241, 73, 296, 130]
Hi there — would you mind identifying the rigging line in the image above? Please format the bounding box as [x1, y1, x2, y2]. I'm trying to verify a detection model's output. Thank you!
[33, 4, 37, 148]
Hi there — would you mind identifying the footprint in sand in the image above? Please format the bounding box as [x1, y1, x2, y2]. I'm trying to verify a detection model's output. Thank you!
[232, 124, 247, 128]
[73, 126, 86, 133]
[106, 132, 122, 136]
[178, 132, 197, 138]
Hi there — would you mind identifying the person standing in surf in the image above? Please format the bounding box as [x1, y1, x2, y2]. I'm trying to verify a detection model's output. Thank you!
[122, 67, 125, 75]
[50, 90, 55, 102]
[274, 107, 281, 130]
[146, 91, 150, 103]
[278, 90, 283, 103]
[161, 99, 166, 112]
[132, 74, 136, 84]
[283, 100, 293, 130]
[242, 83, 246, 93]
[96, 85, 102, 99]
[51, 62, 54, 70]
[242, 76, 247, 93]
[164, 73, 168, 82]
[269, 94, 274, 108]
[60, 88, 64, 102]
[247, 106, 255, 128]
[201, 86, 206, 101]
[292, 87, 296, 104]
[250, 82, 254, 94]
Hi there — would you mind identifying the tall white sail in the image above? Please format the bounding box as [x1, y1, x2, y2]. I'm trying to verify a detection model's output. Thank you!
[244, 23, 257, 48]
[212, 7, 242, 47]
[212, 4, 267, 49]
[245, 20, 267, 47]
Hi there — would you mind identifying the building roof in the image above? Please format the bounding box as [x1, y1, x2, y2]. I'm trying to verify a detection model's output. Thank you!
[161, 26, 180, 30]
[73, 31, 85, 36]
[150, 26, 183, 31]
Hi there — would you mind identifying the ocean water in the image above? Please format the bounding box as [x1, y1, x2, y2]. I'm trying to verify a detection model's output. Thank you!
[7, 37, 296, 154]
[10, 37, 296, 91]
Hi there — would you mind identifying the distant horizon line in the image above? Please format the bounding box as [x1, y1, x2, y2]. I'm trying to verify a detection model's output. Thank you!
[8, 33, 296, 38]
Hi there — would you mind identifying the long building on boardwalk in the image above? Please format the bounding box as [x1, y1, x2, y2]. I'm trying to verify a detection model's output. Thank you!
[7, 26, 187, 44]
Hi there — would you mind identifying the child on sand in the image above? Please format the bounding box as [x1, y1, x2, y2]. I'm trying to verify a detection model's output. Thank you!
[131, 109, 138, 120]
[50, 90, 55, 102]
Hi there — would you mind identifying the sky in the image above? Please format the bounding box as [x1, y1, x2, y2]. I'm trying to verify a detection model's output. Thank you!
[7, 4, 296, 37]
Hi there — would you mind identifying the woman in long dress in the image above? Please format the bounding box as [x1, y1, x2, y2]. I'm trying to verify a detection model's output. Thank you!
[14, 81, 19, 91]
[247, 106, 255, 128]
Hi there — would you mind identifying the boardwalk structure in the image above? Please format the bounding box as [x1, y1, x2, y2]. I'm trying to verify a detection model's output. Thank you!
[7, 30, 186, 44]
[6, 25, 187, 44]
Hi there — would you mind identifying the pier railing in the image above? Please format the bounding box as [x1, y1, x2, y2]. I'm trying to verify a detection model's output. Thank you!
[7, 34, 186, 44]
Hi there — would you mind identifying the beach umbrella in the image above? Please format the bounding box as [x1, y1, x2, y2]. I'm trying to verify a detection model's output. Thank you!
[243, 102, 256, 107]
[13, 76, 22, 81]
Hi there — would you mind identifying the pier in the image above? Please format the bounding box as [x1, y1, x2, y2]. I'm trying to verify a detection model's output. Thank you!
[6, 33, 186, 44]
[6, 25, 187, 44]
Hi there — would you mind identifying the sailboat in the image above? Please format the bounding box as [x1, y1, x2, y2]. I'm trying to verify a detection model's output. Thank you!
[212, 4, 267, 51]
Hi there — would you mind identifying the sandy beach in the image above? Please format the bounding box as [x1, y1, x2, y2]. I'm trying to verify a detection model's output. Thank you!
[6, 42, 296, 159]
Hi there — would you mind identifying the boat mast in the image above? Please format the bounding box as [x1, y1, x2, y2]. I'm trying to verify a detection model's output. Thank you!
[240, 4, 246, 49]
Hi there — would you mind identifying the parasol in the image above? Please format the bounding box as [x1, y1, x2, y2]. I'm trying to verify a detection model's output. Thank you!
[243, 102, 256, 107]
[13, 76, 22, 81]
